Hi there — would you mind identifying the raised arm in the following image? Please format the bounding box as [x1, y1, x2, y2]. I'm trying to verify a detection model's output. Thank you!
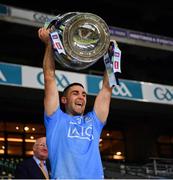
[94, 71, 113, 123]
[38, 27, 59, 116]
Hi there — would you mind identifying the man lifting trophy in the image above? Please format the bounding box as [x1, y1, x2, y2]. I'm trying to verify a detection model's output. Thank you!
[44, 11, 121, 86]
[38, 11, 122, 179]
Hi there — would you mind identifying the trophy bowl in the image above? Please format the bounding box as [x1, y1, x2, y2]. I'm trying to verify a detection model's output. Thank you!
[47, 12, 110, 70]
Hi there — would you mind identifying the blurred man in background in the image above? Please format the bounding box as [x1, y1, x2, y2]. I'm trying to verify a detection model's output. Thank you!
[15, 137, 50, 179]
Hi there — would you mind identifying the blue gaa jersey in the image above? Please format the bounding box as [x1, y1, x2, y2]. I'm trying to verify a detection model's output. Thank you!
[44, 107, 105, 179]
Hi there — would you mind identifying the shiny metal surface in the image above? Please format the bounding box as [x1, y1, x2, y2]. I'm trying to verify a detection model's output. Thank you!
[49, 12, 110, 70]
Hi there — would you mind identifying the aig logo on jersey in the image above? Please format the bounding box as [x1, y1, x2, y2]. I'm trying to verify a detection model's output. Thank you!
[67, 117, 94, 141]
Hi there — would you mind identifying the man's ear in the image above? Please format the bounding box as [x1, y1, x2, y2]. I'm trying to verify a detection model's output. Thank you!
[61, 96, 67, 104]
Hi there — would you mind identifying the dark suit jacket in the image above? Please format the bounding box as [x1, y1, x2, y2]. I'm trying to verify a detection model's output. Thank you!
[15, 157, 51, 179]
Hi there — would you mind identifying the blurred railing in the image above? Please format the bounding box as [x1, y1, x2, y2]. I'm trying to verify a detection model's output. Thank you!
[103, 157, 173, 179]
[0, 157, 23, 179]
[1, 156, 173, 179]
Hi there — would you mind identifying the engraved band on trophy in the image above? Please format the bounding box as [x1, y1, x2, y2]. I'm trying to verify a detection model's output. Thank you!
[45, 12, 110, 70]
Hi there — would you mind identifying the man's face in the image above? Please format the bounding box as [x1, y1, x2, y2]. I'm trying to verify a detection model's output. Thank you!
[33, 137, 48, 160]
[62, 85, 87, 115]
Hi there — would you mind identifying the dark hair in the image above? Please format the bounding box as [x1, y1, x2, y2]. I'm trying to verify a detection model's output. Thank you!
[60, 83, 85, 112]
[62, 82, 84, 96]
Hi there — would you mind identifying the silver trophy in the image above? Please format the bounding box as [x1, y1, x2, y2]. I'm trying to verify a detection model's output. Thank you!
[45, 12, 110, 70]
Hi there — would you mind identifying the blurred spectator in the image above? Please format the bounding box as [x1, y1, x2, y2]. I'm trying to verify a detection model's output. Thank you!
[15, 137, 51, 179]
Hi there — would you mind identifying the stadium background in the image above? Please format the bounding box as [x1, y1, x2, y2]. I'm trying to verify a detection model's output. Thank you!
[0, 0, 173, 178]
